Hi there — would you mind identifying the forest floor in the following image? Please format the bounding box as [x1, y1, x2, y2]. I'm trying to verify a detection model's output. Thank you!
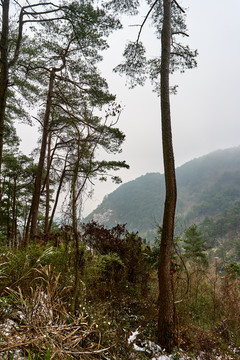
[1, 291, 240, 359]
[0, 238, 240, 360]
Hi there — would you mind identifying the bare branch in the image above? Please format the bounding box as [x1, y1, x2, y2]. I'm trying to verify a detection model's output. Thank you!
[23, 9, 61, 16]
[109, 109, 122, 127]
[136, 0, 158, 43]
[172, 31, 189, 37]
[23, 2, 59, 11]
[12, 0, 21, 8]
[172, 0, 185, 13]
[32, 115, 43, 127]
[54, 74, 84, 89]
[22, 16, 65, 24]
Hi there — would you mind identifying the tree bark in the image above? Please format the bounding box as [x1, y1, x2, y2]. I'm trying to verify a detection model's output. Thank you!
[30, 69, 55, 239]
[29, 43, 69, 239]
[70, 159, 83, 314]
[44, 132, 51, 233]
[158, 0, 177, 353]
[0, 0, 10, 207]
[11, 176, 17, 244]
[48, 157, 67, 232]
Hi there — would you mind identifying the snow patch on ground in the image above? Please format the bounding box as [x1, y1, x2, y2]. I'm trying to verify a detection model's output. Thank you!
[127, 328, 240, 360]
[128, 328, 140, 344]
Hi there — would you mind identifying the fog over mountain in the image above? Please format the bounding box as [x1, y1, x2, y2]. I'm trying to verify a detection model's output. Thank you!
[85, 146, 240, 243]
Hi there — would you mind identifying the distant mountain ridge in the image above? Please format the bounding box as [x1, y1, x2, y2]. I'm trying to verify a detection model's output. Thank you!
[85, 146, 240, 243]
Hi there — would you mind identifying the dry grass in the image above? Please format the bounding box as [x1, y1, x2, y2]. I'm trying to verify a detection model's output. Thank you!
[0, 265, 110, 359]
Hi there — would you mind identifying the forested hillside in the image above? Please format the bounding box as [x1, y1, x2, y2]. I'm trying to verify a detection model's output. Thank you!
[85, 146, 240, 243]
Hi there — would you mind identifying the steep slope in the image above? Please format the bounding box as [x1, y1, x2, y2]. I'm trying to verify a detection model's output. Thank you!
[86, 172, 165, 234]
[176, 147, 240, 220]
[85, 146, 240, 242]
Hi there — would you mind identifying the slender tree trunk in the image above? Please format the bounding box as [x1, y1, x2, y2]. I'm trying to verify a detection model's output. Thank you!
[70, 135, 85, 313]
[70, 163, 82, 314]
[6, 182, 11, 244]
[158, 0, 177, 352]
[0, 0, 9, 207]
[48, 160, 67, 232]
[11, 176, 17, 243]
[24, 202, 32, 244]
[30, 50, 67, 238]
[44, 132, 51, 233]
[30, 70, 55, 239]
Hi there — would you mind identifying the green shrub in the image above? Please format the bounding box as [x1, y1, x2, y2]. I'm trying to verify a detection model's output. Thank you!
[0, 243, 69, 295]
[83, 222, 152, 294]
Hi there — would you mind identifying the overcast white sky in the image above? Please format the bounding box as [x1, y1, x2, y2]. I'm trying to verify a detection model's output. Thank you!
[17, 0, 240, 217]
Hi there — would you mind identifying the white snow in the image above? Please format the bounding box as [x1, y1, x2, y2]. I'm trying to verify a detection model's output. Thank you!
[128, 328, 140, 344]
[133, 344, 145, 352]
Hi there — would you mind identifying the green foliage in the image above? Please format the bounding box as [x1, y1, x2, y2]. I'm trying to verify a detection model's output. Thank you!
[149, 226, 161, 268]
[105, 0, 140, 15]
[225, 262, 240, 278]
[83, 221, 151, 293]
[0, 243, 65, 294]
[27, 348, 52, 360]
[97, 253, 125, 280]
[0, 233, 240, 358]
[113, 0, 197, 92]
[114, 41, 147, 87]
[0, 150, 35, 240]
[87, 252, 126, 292]
[0, 0, 129, 243]
[188, 294, 214, 326]
[183, 225, 209, 265]
[200, 202, 240, 247]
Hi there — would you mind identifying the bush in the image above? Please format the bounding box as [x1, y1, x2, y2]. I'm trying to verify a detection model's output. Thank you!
[0, 242, 70, 296]
[83, 222, 151, 294]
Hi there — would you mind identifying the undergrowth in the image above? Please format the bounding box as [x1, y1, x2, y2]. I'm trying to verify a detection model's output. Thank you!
[0, 224, 240, 359]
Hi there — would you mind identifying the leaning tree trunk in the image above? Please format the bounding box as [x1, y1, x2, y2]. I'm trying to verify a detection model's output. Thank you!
[158, 0, 177, 353]
[48, 156, 67, 232]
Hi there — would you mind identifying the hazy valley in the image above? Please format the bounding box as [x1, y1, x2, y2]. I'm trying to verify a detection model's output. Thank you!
[86, 146, 240, 247]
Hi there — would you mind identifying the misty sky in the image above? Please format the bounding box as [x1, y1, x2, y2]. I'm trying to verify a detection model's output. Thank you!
[17, 0, 240, 217]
